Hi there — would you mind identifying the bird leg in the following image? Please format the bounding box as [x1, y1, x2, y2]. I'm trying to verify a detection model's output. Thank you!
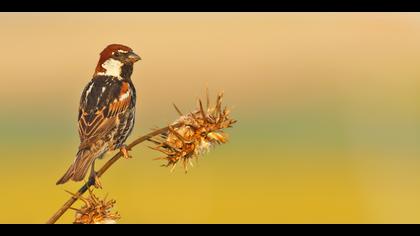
[120, 145, 132, 159]
[89, 161, 102, 189]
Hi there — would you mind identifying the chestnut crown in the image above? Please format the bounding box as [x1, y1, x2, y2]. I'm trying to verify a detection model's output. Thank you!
[95, 44, 141, 75]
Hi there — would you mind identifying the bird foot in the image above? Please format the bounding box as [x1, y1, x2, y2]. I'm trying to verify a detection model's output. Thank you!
[94, 175, 102, 189]
[120, 145, 133, 159]
[89, 173, 102, 189]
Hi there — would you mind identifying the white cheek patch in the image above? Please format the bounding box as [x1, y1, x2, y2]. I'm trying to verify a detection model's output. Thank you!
[97, 58, 123, 78]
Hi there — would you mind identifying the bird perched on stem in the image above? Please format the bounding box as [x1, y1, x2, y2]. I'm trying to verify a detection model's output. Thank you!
[56, 44, 141, 187]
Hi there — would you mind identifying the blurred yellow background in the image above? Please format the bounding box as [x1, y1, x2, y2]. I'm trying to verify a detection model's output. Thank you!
[0, 13, 420, 223]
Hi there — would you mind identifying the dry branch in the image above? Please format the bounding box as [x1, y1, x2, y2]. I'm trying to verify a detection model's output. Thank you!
[46, 91, 235, 224]
[46, 124, 182, 224]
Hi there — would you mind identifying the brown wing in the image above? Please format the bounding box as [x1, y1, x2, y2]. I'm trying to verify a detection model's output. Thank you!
[57, 77, 134, 185]
[78, 79, 132, 150]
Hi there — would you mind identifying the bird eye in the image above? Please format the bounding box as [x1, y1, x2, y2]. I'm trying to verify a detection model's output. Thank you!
[113, 52, 120, 57]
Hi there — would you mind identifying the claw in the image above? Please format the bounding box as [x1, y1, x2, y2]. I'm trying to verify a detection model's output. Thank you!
[120, 145, 133, 159]
[88, 174, 102, 189]
[88, 161, 102, 189]
[93, 175, 102, 189]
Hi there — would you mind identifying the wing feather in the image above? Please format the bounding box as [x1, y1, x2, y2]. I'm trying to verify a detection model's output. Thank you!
[78, 79, 132, 150]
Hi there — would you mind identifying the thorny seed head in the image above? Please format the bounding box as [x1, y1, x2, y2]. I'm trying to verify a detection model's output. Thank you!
[149, 91, 236, 172]
[69, 188, 120, 224]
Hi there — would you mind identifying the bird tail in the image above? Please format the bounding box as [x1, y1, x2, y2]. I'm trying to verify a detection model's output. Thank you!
[56, 149, 97, 185]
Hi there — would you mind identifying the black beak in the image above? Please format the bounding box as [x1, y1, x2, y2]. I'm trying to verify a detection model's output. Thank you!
[127, 52, 141, 63]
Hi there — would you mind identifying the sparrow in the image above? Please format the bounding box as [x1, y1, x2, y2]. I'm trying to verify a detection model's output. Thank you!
[56, 44, 141, 187]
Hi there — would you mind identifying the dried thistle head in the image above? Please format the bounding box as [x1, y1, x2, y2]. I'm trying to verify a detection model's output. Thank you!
[149, 90, 236, 172]
[68, 189, 120, 224]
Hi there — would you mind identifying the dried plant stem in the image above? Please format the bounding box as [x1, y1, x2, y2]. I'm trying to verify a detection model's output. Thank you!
[46, 123, 182, 224]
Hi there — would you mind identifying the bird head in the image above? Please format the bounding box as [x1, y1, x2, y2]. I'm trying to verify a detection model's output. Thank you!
[94, 44, 141, 77]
